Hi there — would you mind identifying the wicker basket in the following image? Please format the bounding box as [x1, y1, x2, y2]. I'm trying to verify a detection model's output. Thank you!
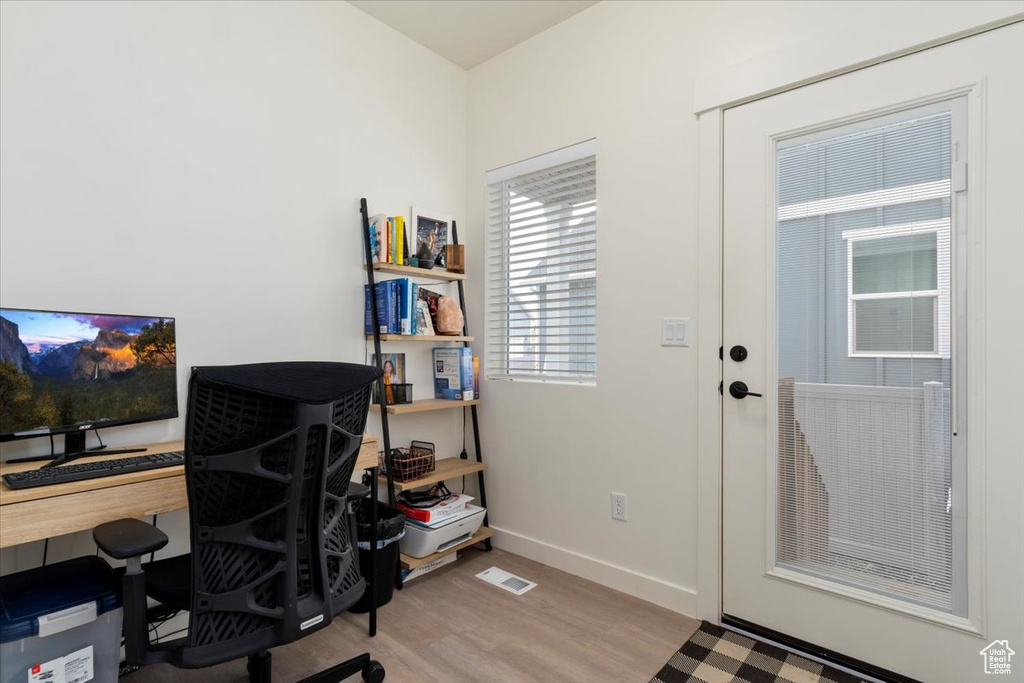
[380, 443, 436, 482]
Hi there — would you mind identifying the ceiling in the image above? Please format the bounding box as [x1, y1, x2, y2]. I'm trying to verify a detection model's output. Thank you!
[348, 1, 598, 70]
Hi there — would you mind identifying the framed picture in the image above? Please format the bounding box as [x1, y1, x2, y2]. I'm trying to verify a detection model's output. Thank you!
[372, 353, 406, 383]
[411, 206, 452, 269]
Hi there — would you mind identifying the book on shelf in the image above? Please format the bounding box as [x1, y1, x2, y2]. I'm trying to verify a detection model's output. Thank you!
[364, 283, 389, 334]
[390, 280, 399, 334]
[433, 347, 474, 401]
[388, 281, 397, 333]
[364, 281, 401, 334]
[369, 214, 388, 263]
[473, 357, 480, 399]
[395, 215, 405, 265]
[417, 287, 442, 332]
[414, 298, 433, 336]
[386, 215, 406, 264]
[410, 281, 420, 334]
[397, 278, 414, 335]
[388, 216, 395, 263]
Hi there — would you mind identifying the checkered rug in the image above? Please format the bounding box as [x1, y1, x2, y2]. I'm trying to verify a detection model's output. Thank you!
[651, 622, 867, 683]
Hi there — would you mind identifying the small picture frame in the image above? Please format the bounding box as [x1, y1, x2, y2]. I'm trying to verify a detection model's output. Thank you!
[372, 353, 406, 383]
[412, 206, 452, 269]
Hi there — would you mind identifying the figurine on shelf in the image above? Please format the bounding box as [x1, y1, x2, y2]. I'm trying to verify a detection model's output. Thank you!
[416, 239, 435, 269]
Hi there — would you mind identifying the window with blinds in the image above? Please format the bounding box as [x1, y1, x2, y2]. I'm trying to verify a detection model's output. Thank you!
[485, 141, 597, 383]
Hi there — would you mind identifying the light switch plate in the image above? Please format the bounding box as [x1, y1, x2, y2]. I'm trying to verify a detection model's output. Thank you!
[662, 317, 690, 347]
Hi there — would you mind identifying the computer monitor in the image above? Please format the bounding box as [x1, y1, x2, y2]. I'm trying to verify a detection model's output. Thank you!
[0, 307, 178, 458]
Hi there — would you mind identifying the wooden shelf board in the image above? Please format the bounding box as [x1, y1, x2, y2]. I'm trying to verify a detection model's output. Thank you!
[369, 334, 474, 342]
[366, 263, 466, 282]
[400, 526, 494, 570]
[380, 458, 486, 491]
[373, 398, 479, 415]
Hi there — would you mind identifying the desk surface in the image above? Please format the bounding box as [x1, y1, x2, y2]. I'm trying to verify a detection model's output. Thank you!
[0, 435, 378, 548]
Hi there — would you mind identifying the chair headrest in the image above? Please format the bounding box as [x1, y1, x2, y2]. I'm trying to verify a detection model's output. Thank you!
[192, 361, 382, 405]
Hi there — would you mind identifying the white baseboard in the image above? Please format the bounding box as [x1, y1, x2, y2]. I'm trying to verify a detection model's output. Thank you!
[489, 526, 697, 617]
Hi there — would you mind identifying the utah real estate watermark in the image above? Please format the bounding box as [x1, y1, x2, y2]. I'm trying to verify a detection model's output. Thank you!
[980, 640, 1014, 675]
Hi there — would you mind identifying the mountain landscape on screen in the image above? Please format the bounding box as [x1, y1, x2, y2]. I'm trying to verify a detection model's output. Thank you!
[0, 310, 176, 435]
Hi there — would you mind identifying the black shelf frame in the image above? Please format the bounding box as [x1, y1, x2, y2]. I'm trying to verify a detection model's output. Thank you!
[451, 219, 492, 549]
[358, 200, 493, 582]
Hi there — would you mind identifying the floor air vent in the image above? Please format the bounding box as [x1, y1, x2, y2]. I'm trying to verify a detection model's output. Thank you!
[475, 567, 537, 596]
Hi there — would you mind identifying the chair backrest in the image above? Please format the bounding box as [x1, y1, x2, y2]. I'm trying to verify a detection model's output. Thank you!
[178, 361, 380, 668]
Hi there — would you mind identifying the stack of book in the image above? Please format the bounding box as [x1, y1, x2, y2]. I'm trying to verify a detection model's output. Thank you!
[364, 281, 448, 337]
[364, 278, 416, 335]
[368, 213, 408, 265]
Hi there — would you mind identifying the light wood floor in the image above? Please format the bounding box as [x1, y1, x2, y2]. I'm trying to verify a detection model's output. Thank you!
[130, 547, 700, 683]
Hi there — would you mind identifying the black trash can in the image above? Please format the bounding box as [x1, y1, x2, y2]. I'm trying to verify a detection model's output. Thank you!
[349, 499, 405, 613]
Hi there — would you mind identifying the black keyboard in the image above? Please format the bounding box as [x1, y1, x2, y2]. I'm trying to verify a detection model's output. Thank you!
[3, 451, 185, 490]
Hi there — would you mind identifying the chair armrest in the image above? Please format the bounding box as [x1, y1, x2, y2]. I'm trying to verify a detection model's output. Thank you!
[93, 518, 169, 560]
[94, 519, 167, 666]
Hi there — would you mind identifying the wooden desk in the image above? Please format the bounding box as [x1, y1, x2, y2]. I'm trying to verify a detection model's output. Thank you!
[0, 436, 378, 549]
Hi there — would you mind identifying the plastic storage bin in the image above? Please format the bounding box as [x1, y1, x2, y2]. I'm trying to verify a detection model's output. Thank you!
[400, 504, 486, 559]
[0, 556, 123, 683]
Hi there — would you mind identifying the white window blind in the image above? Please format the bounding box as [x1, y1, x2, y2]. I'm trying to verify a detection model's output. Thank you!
[485, 141, 597, 383]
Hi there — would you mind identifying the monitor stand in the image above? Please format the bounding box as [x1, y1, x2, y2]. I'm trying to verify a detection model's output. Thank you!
[5, 430, 147, 465]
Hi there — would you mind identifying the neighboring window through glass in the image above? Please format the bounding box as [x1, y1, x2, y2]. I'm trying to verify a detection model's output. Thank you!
[847, 229, 944, 356]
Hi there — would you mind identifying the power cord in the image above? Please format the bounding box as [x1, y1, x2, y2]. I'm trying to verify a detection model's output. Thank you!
[459, 409, 468, 493]
[149, 515, 158, 563]
[398, 482, 454, 508]
[460, 408, 467, 459]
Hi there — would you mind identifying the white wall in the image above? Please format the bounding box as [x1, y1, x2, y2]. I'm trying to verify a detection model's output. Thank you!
[463, 0, 1015, 614]
[0, 0, 466, 573]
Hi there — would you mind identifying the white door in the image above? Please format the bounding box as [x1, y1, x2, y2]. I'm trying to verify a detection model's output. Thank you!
[723, 24, 1023, 682]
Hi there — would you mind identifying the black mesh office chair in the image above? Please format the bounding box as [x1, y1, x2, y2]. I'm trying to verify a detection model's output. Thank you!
[93, 362, 385, 682]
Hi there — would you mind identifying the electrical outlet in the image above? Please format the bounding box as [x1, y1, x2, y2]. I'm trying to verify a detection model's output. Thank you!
[611, 492, 627, 521]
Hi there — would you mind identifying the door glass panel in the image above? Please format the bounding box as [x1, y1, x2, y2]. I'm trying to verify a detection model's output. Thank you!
[775, 106, 962, 614]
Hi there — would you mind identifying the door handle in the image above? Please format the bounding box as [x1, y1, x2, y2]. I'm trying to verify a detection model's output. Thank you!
[729, 381, 762, 399]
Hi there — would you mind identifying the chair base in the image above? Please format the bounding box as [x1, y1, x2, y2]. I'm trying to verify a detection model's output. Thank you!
[247, 650, 384, 683]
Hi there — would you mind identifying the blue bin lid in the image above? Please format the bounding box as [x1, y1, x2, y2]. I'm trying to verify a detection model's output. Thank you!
[0, 555, 122, 644]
